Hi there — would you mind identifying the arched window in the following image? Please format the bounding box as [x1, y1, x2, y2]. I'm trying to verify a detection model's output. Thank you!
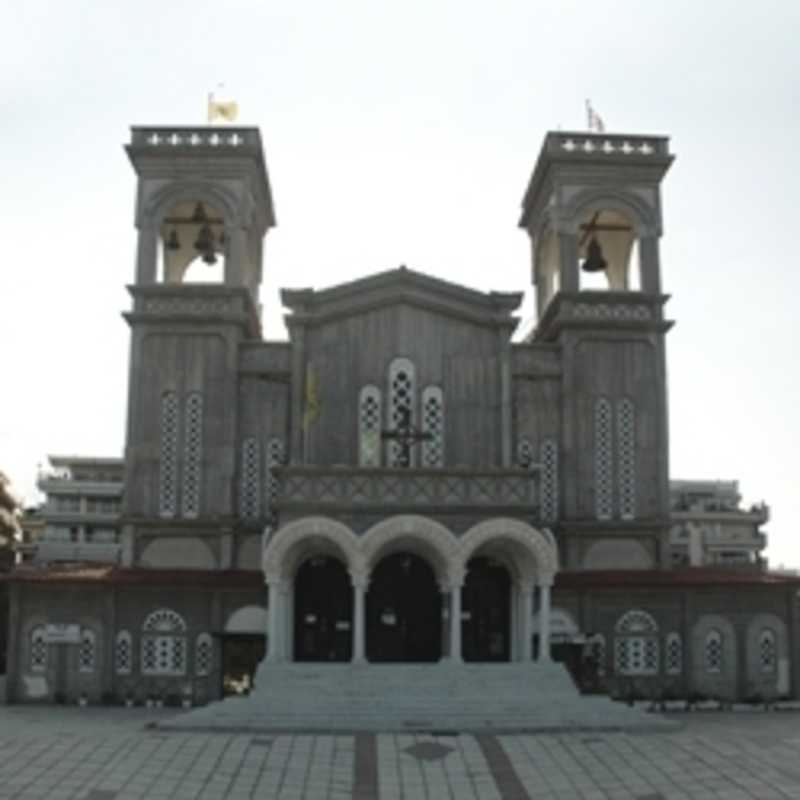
[665, 631, 682, 675]
[265, 438, 285, 517]
[182, 392, 203, 518]
[30, 626, 47, 673]
[614, 610, 659, 676]
[594, 397, 613, 520]
[759, 628, 777, 674]
[387, 358, 416, 467]
[540, 438, 559, 524]
[239, 437, 262, 520]
[195, 633, 213, 677]
[358, 386, 382, 467]
[115, 631, 132, 675]
[141, 609, 187, 676]
[421, 386, 444, 467]
[159, 392, 179, 517]
[704, 629, 723, 674]
[78, 629, 96, 673]
[616, 398, 636, 519]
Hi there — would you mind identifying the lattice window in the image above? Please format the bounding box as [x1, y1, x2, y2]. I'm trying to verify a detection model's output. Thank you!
[239, 438, 262, 520]
[358, 386, 382, 467]
[265, 438, 285, 517]
[30, 626, 47, 673]
[759, 628, 776, 674]
[78, 629, 96, 673]
[115, 631, 132, 675]
[182, 392, 203, 518]
[159, 392, 179, 517]
[195, 633, 213, 677]
[616, 398, 636, 519]
[614, 609, 659, 676]
[590, 634, 606, 676]
[387, 358, 416, 467]
[516, 436, 534, 469]
[704, 629, 723, 674]
[540, 438, 559, 524]
[421, 386, 444, 467]
[141, 609, 187, 676]
[665, 632, 682, 675]
[594, 397, 614, 520]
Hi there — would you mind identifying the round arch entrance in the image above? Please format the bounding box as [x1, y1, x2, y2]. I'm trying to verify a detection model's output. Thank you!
[462, 556, 511, 662]
[293, 556, 352, 662]
[366, 553, 442, 662]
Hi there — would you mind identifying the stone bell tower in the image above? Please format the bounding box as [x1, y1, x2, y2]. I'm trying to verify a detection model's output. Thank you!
[519, 131, 674, 570]
[121, 126, 275, 566]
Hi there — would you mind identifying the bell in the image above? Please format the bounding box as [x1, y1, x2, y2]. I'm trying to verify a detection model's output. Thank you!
[194, 224, 213, 253]
[582, 236, 607, 273]
[165, 229, 180, 251]
[191, 202, 207, 223]
[202, 249, 217, 265]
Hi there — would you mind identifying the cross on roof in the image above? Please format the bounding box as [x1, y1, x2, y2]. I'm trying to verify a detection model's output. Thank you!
[381, 406, 433, 468]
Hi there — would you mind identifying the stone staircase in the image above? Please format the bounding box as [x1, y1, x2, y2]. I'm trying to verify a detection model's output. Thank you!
[160, 662, 677, 733]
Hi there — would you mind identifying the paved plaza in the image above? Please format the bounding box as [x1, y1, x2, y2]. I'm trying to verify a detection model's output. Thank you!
[0, 706, 799, 799]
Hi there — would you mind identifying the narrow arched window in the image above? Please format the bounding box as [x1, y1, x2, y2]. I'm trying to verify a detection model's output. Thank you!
[79, 629, 96, 673]
[759, 628, 777, 674]
[594, 397, 613, 520]
[159, 392, 179, 517]
[614, 610, 659, 676]
[387, 358, 416, 467]
[540, 438, 559, 523]
[115, 631, 132, 675]
[421, 386, 444, 467]
[665, 632, 682, 675]
[358, 386, 382, 467]
[704, 629, 723, 674]
[239, 438, 262, 520]
[30, 626, 47, 673]
[616, 397, 636, 519]
[195, 633, 213, 677]
[141, 609, 187, 676]
[265, 438, 285, 517]
[182, 392, 203, 517]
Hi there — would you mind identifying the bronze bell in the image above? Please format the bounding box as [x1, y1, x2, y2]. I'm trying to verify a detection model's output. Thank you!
[194, 224, 213, 253]
[202, 248, 218, 266]
[191, 202, 207, 223]
[582, 236, 607, 273]
[165, 229, 180, 251]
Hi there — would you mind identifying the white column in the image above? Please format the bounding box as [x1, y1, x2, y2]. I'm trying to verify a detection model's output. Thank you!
[520, 583, 533, 662]
[351, 577, 367, 664]
[266, 581, 280, 662]
[285, 579, 294, 662]
[538, 583, 552, 663]
[449, 584, 462, 662]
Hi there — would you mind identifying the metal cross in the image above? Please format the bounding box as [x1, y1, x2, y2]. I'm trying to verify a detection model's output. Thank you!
[381, 406, 433, 468]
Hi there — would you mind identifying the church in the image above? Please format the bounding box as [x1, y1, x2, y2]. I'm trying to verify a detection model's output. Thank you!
[5, 124, 797, 714]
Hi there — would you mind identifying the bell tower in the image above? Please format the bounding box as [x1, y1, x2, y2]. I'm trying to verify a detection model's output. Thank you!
[519, 131, 674, 570]
[121, 126, 275, 566]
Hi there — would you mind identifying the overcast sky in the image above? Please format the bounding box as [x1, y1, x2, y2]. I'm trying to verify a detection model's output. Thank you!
[2, 1, 798, 564]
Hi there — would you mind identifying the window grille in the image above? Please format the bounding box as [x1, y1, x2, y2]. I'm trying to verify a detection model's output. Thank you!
[540, 438, 559, 523]
[182, 392, 203, 518]
[759, 628, 777, 674]
[115, 631, 132, 675]
[613, 609, 659, 676]
[704, 629, 723, 674]
[665, 632, 682, 675]
[421, 386, 444, 467]
[239, 438, 262, 520]
[78, 629, 96, 673]
[594, 397, 613, 520]
[141, 609, 187, 676]
[516, 436, 534, 469]
[387, 358, 416, 467]
[358, 386, 382, 467]
[195, 633, 213, 676]
[158, 392, 179, 517]
[616, 398, 636, 519]
[30, 626, 47, 673]
[590, 634, 606, 676]
[265, 438, 285, 516]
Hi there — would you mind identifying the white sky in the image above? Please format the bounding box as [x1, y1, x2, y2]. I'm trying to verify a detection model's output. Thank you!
[2, 1, 798, 564]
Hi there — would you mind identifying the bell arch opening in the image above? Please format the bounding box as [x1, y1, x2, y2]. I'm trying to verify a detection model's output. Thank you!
[578, 208, 640, 292]
[156, 199, 227, 284]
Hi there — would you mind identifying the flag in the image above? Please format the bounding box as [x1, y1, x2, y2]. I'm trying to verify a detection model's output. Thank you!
[207, 94, 239, 123]
[302, 365, 320, 430]
[585, 99, 605, 133]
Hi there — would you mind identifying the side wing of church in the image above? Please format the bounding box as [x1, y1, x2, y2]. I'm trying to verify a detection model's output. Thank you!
[6, 126, 796, 709]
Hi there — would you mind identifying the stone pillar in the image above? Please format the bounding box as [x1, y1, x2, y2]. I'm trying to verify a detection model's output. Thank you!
[638, 235, 662, 294]
[351, 574, 368, 664]
[449, 583, 463, 662]
[520, 583, 534, 662]
[135, 223, 158, 285]
[266, 579, 288, 663]
[538, 583, 552, 663]
[557, 232, 579, 292]
[224, 227, 248, 286]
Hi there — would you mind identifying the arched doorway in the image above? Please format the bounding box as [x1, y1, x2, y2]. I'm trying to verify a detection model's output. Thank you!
[462, 556, 511, 662]
[293, 556, 352, 661]
[366, 553, 441, 662]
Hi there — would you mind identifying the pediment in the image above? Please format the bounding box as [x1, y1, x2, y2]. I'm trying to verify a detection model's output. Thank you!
[281, 266, 522, 330]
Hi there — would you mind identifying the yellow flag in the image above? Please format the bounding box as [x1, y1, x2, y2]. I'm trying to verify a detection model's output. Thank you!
[302, 365, 320, 429]
[207, 95, 239, 123]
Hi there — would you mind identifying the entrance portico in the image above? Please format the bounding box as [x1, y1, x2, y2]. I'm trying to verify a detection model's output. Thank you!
[262, 514, 558, 665]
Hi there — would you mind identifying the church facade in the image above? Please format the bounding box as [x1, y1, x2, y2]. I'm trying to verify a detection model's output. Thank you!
[5, 126, 797, 707]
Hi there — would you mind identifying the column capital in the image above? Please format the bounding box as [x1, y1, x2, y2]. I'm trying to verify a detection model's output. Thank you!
[349, 570, 370, 590]
[443, 568, 466, 590]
